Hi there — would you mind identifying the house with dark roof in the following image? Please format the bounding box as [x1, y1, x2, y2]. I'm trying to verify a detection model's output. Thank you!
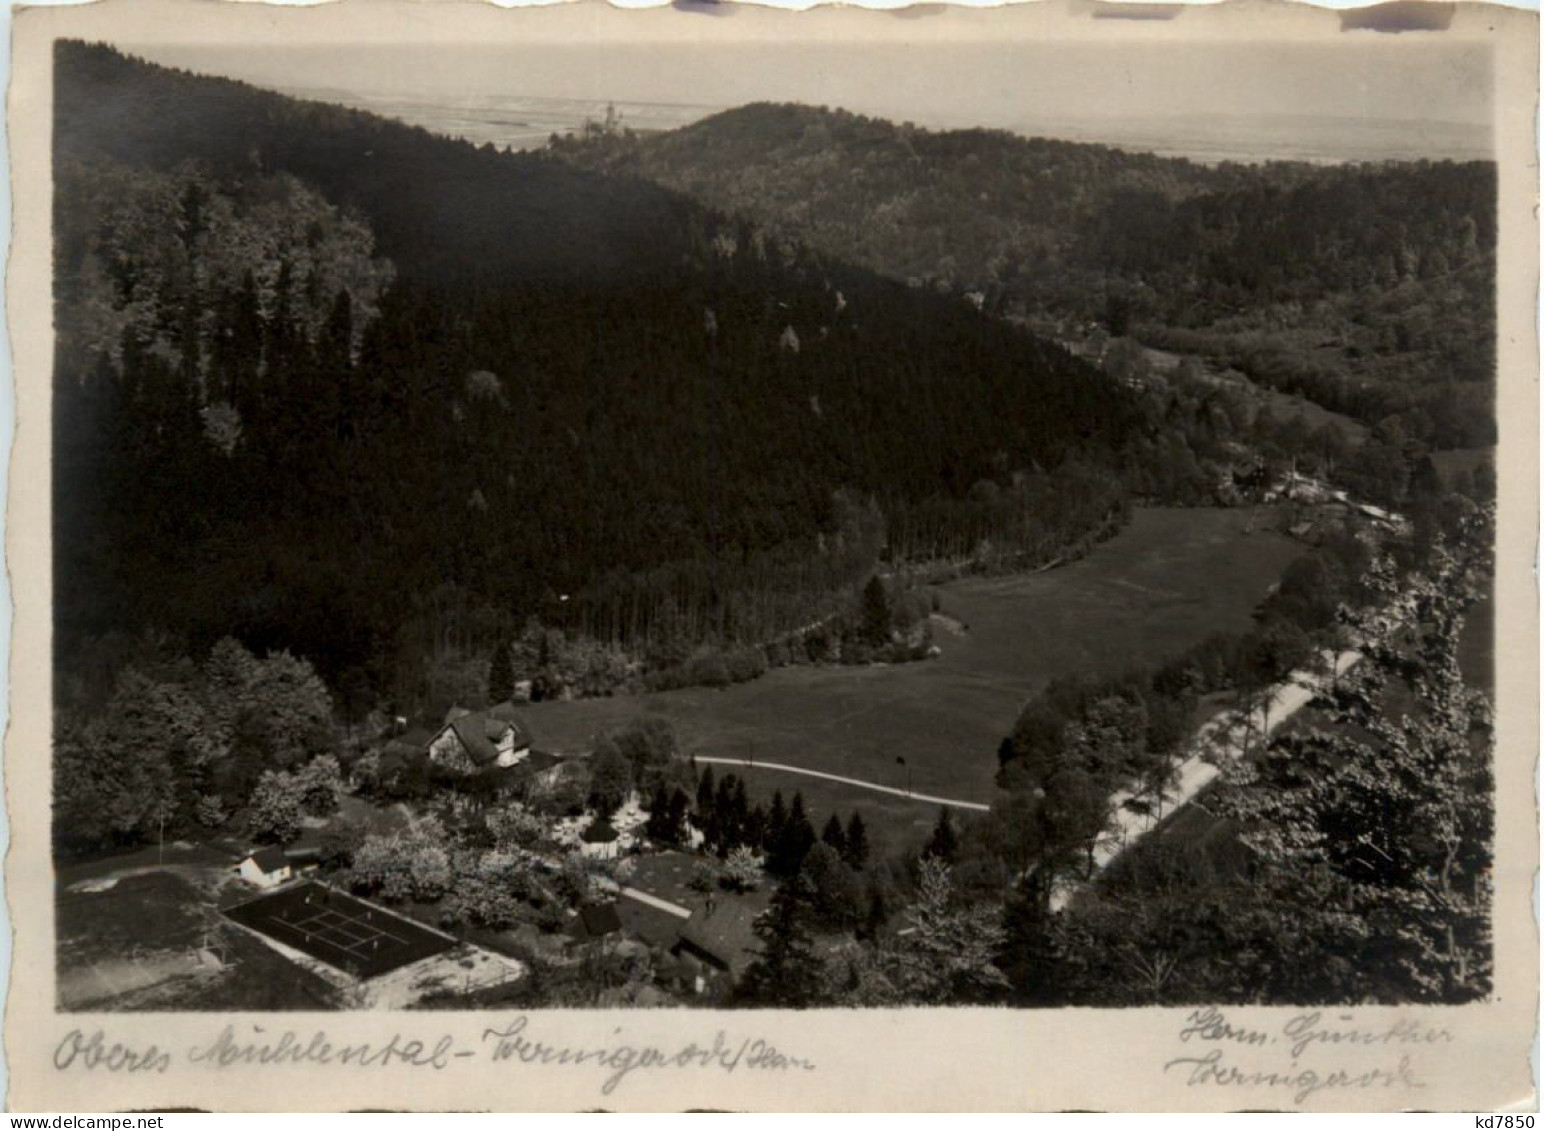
[237, 846, 293, 889]
[384, 726, 435, 758]
[426, 701, 533, 775]
[376, 726, 435, 781]
[654, 948, 706, 995]
[674, 922, 736, 975]
[606, 851, 771, 993]
[614, 891, 690, 950]
[671, 901, 763, 981]
[567, 901, 624, 945]
[482, 748, 565, 795]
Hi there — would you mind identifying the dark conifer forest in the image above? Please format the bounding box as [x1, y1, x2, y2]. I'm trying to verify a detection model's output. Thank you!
[53, 43, 1138, 707]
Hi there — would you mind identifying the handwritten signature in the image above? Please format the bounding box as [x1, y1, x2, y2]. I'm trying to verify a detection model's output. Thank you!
[1168, 1007, 1454, 1105]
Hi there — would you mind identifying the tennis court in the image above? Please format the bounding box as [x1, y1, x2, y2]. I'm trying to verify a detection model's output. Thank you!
[224, 881, 454, 979]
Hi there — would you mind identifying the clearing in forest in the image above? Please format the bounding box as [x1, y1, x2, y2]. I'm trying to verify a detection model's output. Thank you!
[526, 506, 1306, 850]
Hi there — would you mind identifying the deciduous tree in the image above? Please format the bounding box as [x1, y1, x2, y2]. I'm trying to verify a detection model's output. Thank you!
[721, 845, 764, 893]
[800, 841, 862, 929]
[587, 742, 633, 818]
[294, 754, 345, 816]
[248, 769, 304, 844]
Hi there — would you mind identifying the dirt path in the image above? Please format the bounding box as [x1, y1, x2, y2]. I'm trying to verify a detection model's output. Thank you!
[692, 755, 992, 812]
[64, 860, 236, 896]
[618, 886, 693, 919]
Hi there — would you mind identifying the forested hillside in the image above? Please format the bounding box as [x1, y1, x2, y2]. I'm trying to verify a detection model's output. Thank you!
[54, 44, 1140, 710]
[555, 103, 1495, 449]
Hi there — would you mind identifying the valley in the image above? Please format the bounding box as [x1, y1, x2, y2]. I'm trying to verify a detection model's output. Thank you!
[47, 40, 1500, 1015]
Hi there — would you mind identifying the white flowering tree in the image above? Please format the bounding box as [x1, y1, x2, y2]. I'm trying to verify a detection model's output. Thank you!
[890, 856, 1009, 1004]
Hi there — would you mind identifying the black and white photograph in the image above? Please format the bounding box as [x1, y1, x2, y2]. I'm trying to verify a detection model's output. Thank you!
[6, 0, 1537, 1112]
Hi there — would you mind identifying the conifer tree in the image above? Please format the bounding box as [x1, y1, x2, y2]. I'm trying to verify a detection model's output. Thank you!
[843, 811, 870, 870]
[668, 788, 691, 844]
[487, 641, 514, 704]
[737, 872, 824, 1007]
[924, 807, 958, 862]
[861, 574, 892, 645]
[765, 789, 788, 851]
[892, 857, 1010, 1004]
[772, 792, 816, 876]
[645, 782, 673, 843]
[714, 773, 742, 854]
[745, 804, 767, 852]
[821, 813, 848, 856]
[860, 884, 889, 942]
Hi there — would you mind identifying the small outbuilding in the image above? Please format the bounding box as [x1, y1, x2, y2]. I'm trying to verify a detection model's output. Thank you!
[237, 846, 293, 889]
[579, 818, 621, 860]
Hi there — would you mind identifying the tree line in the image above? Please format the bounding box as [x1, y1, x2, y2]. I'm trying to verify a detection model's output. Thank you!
[53, 635, 339, 858]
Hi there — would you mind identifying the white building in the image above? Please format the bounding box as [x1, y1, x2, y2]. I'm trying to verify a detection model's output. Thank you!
[426, 701, 533, 774]
[237, 846, 293, 889]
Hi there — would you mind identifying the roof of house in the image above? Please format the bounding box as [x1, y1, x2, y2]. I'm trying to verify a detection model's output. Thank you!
[674, 929, 735, 972]
[486, 700, 523, 725]
[384, 727, 435, 758]
[674, 895, 770, 977]
[656, 949, 702, 983]
[615, 892, 689, 949]
[573, 902, 623, 939]
[434, 704, 534, 767]
[246, 846, 290, 873]
[481, 714, 518, 743]
[445, 715, 501, 765]
[524, 748, 561, 773]
[482, 749, 564, 791]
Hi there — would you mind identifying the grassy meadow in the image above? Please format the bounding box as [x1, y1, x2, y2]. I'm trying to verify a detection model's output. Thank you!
[524, 506, 1307, 854]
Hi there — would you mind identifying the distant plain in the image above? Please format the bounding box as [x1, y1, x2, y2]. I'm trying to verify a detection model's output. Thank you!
[280, 88, 1493, 166]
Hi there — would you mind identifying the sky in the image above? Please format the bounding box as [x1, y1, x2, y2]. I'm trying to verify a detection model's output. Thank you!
[127, 35, 1493, 138]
